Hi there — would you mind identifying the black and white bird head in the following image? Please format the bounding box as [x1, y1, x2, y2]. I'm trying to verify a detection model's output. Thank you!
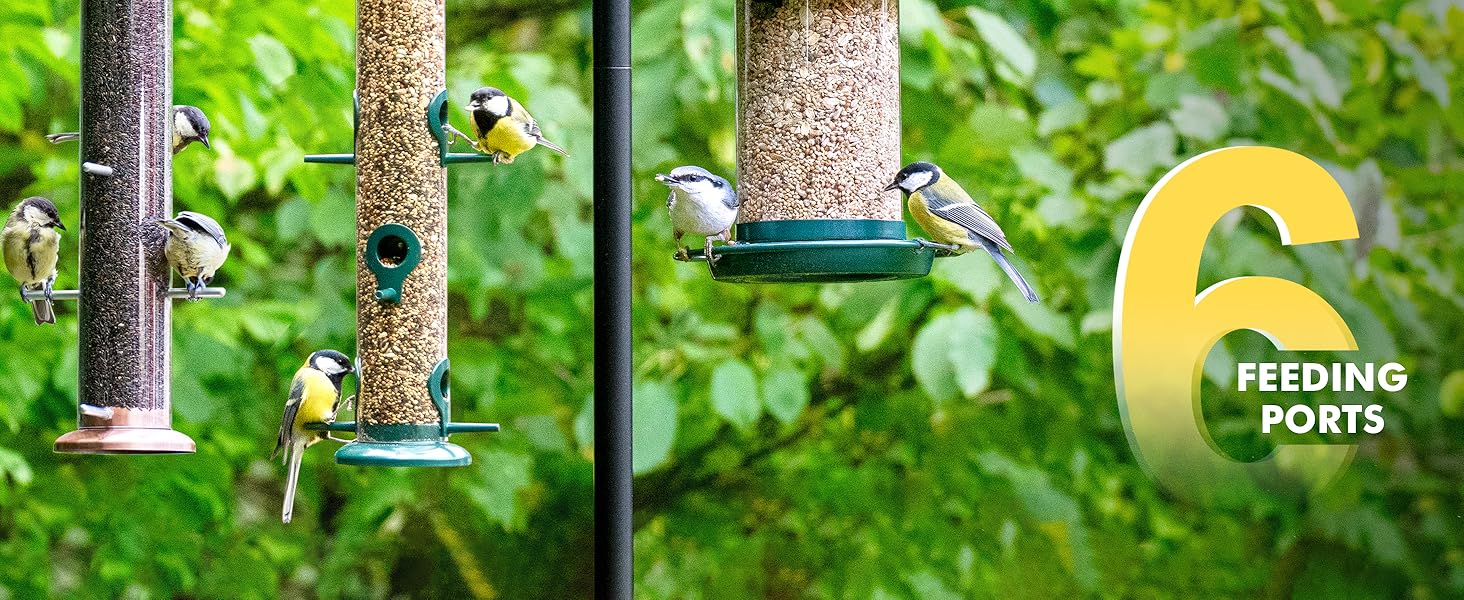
[884, 161, 943, 195]
[655, 166, 737, 206]
[465, 87, 511, 117]
[173, 105, 211, 151]
[308, 349, 355, 380]
[12, 197, 64, 230]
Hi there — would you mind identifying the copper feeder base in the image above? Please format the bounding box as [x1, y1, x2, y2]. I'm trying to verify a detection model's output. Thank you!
[54, 407, 196, 455]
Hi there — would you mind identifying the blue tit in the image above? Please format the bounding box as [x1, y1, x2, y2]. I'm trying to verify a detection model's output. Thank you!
[886, 162, 1039, 303]
[155, 210, 230, 300]
[272, 349, 354, 524]
[452, 86, 567, 164]
[655, 166, 739, 264]
[46, 105, 212, 155]
[2, 197, 65, 324]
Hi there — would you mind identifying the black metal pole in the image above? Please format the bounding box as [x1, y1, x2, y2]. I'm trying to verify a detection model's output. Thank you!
[593, 0, 633, 594]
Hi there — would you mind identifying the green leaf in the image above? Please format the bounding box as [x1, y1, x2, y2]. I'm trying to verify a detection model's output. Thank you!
[762, 366, 810, 425]
[912, 308, 998, 404]
[247, 34, 296, 87]
[0, 447, 33, 486]
[1264, 28, 1343, 110]
[455, 450, 534, 531]
[1104, 123, 1177, 179]
[709, 359, 760, 431]
[1440, 371, 1464, 419]
[213, 153, 258, 200]
[967, 8, 1035, 83]
[1169, 94, 1230, 141]
[633, 381, 678, 474]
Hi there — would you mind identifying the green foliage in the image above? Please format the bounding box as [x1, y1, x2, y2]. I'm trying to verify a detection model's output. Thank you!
[0, 0, 1457, 597]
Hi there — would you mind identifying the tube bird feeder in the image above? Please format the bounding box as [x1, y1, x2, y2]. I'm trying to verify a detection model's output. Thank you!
[305, 0, 497, 467]
[685, 0, 948, 282]
[52, 0, 199, 454]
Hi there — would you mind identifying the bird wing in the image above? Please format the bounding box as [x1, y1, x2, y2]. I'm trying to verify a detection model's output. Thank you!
[666, 189, 676, 213]
[514, 99, 569, 156]
[176, 211, 228, 249]
[272, 372, 305, 461]
[922, 192, 1014, 254]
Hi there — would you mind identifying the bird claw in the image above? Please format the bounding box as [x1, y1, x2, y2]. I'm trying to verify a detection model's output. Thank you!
[913, 238, 959, 254]
[675, 247, 691, 262]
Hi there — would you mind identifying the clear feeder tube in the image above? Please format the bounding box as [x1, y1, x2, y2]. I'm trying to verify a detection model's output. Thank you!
[736, 0, 902, 223]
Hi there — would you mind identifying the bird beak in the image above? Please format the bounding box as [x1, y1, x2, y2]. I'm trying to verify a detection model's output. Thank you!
[655, 174, 676, 186]
[465, 101, 480, 112]
[883, 181, 900, 192]
[199, 134, 211, 150]
[53, 221, 66, 231]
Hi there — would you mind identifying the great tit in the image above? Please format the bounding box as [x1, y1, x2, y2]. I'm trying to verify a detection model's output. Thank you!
[155, 210, 230, 300]
[654, 166, 739, 264]
[46, 105, 212, 155]
[886, 162, 1039, 303]
[272, 349, 354, 524]
[451, 87, 567, 164]
[2, 197, 65, 324]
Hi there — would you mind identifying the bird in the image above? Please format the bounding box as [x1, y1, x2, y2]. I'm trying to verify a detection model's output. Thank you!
[655, 166, 739, 264]
[2, 197, 65, 324]
[272, 349, 354, 524]
[46, 105, 212, 155]
[155, 210, 230, 300]
[886, 162, 1039, 303]
[447, 86, 567, 164]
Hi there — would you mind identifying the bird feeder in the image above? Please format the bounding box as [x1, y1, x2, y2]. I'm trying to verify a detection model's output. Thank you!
[304, 0, 497, 467]
[48, 0, 226, 454]
[682, 0, 944, 282]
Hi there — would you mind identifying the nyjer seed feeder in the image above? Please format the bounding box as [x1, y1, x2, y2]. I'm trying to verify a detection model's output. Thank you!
[682, 0, 950, 282]
[51, 0, 227, 454]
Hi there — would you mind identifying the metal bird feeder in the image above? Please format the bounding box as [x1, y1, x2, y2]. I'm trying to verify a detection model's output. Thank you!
[681, 0, 948, 282]
[48, 0, 226, 454]
[303, 0, 497, 467]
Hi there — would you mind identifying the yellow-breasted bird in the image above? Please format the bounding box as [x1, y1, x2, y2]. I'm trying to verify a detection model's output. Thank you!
[156, 210, 231, 300]
[2, 197, 65, 324]
[450, 86, 567, 164]
[886, 162, 1039, 303]
[272, 349, 354, 524]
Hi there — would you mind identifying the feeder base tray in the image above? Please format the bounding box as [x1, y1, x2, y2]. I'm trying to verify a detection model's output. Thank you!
[334, 440, 471, 467]
[681, 219, 949, 283]
[54, 427, 196, 454]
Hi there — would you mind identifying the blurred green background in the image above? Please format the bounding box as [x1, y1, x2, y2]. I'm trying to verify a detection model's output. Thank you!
[0, 0, 1460, 597]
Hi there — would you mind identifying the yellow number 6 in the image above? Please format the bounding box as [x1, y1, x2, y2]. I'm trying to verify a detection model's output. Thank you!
[1114, 146, 1359, 503]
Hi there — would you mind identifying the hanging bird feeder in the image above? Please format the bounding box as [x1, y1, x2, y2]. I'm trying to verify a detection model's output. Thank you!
[680, 0, 951, 282]
[303, 0, 497, 467]
[48, 0, 226, 454]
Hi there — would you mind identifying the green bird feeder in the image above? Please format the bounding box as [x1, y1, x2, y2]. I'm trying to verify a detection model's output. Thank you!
[677, 0, 952, 282]
[303, 0, 499, 467]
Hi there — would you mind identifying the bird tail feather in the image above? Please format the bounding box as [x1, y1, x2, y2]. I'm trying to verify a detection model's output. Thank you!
[536, 136, 569, 157]
[154, 218, 188, 236]
[282, 438, 306, 524]
[46, 132, 80, 144]
[31, 298, 54, 325]
[980, 239, 1039, 303]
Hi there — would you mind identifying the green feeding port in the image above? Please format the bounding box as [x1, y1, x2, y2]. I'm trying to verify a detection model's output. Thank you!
[427, 90, 497, 166]
[365, 223, 421, 304]
[682, 219, 954, 283]
[303, 90, 359, 165]
[307, 359, 500, 467]
[305, 89, 495, 166]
